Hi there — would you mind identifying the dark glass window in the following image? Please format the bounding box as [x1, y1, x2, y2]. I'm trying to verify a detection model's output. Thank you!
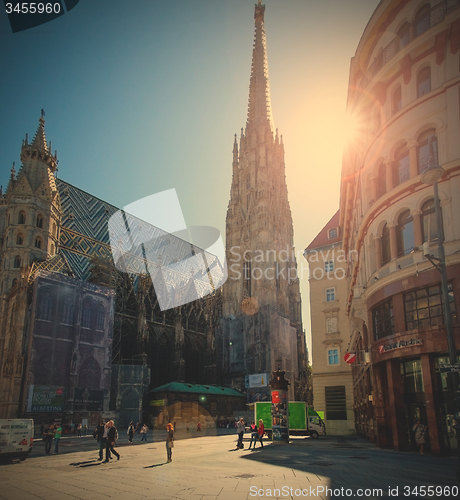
[393, 146, 410, 186]
[381, 223, 391, 265]
[405, 283, 456, 331]
[392, 86, 402, 115]
[82, 298, 92, 329]
[62, 296, 74, 325]
[35, 238, 42, 249]
[400, 359, 424, 394]
[417, 67, 431, 98]
[36, 215, 43, 228]
[422, 199, 443, 244]
[373, 299, 395, 340]
[417, 129, 437, 175]
[16, 234, 23, 245]
[14, 255, 21, 268]
[397, 210, 414, 256]
[38, 290, 54, 321]
[96, 303, 105, 331]
[325, 386, 347, 420]
[18, 211, 25, 224]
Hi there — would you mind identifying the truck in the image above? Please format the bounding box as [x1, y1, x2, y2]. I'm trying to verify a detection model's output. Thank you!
[0, 419, 34, 462]
[252, 402, 325, 438]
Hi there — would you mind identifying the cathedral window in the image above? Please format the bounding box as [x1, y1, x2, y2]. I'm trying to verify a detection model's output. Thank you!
[35, 237, 42, 249]
[52, 222, 57, 237]
[38, 289, 54, 321]
[62, 296, 74, 325]
[50, 243, 55, 256]
[36, 215, 44, 228]
[18, 211, 26, 224]
[96, 303, 105, 331]
[14, 255, 21, 268]
[16, 234, 24, 245]
[82, 298, 92, 329]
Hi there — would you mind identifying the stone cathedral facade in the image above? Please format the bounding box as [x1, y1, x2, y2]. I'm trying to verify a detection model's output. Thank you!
[220, 1, 308, 402]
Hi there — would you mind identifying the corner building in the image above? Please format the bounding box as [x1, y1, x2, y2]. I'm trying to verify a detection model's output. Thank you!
[220, 1, 308, 401]
[341, 0, 460, 454]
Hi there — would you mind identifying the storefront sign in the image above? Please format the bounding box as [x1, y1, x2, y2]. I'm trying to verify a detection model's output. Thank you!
[74, 388, 104, 411]
[150, 399, 166, 406]
[379, 338, 423, 354]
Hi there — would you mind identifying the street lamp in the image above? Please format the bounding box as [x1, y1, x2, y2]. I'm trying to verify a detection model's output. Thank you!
[420, 143, 458, 476]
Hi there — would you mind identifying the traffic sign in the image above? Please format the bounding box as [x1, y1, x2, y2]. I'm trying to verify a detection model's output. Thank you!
[344, 352, 356, 364]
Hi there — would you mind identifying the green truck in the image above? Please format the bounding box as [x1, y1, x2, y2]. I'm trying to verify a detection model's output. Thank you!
[252, 401, 326, 438]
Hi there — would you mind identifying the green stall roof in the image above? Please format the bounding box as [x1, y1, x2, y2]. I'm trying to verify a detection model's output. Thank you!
[149, 382, 245, 398]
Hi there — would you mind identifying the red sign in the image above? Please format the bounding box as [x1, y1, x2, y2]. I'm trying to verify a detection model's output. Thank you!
[55, 387, 64, 396]
[344, 352, 356, 364]
[271, 391, 281, 404]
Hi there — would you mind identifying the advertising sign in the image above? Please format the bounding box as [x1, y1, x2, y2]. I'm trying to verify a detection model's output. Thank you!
[247, 373, 269, 388]
[74, 388, 104, 411]
[28, 385, 66, 413]
[271, 389, 289, 441]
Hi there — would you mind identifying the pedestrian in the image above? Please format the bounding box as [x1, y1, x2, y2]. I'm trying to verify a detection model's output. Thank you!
[127, 421, 134, 443]
[173, 421, 176, 431]
[44, 423, 54, 454]
[413, 419, 427, 455]
[141, 423, 148, 442]
[77, 423, 82, 437]
[103, 420, 120, 462]
[53, 423, 62, 454]
[166, 422, 174, 462]
[257, 419, 265, 448]
[94, 420, 105, 460]
[248, 421, 258, 449]
[236, 418, 245, 449]
[197, 421, 202, 432]
[40, 423, 45, 437]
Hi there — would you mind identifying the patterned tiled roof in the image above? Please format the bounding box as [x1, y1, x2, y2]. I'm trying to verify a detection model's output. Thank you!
[56, 180, 225, 302]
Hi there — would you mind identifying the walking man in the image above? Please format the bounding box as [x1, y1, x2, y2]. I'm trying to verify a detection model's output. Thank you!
[104, 420, 120, 462]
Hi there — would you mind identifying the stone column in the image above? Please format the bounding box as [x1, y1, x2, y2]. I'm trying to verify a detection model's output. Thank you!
[389, 224, 398, 260]
[420, 353, 441, 456]
[386, 359, 409, 451]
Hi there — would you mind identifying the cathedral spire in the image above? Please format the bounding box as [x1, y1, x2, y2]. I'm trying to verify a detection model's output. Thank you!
[246, 1, 274, 135]
[20, 111, 58, 172]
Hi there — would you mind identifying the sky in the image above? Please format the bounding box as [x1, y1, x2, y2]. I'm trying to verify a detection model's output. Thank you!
[0, 0, 382, 358]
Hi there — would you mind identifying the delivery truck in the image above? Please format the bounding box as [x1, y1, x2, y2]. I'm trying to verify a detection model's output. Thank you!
[252, 401, 325, 438]
[0, 419, 34, 462]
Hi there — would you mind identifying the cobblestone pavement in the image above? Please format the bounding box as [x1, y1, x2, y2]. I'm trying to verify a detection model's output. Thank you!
[0, 434, 458, 500]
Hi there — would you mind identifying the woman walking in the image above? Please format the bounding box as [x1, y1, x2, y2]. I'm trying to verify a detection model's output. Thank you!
[248, 421, 258, 449]
[166, 423, 174, 462]
[103, 420, 120, 462]
[257, 419, 265, 448]
[127, 421, 134, 443]
[413, 419, 427, 455]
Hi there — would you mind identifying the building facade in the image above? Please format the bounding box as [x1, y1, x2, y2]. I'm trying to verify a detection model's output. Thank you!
[340, 0, 460, 454]
[220, 1, 308, 401]
[304, 211, 355, 435]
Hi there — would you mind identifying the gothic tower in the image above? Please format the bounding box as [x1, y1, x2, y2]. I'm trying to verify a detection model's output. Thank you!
[221, 1, 307, 401]
[0, 112, 62, 417]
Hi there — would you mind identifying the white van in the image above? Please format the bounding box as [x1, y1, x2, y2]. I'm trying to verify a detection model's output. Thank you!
[0, 419, 34, 462]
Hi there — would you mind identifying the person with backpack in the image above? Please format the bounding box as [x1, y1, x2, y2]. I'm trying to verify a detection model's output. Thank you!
[103, 420, 120, 462]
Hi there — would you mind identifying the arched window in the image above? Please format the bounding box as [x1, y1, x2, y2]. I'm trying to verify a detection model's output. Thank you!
[36, 215, 43, 228]
[38, 289, 54, 321]
[393, 145, 410, 187]
[397, 210, 414, 256]
[96, 303, 105, 331]
[52, 222, 57, 237]
[392, 86, 402, 115]
[35, 237, 42, 249]
[18, 211, 25, 224]
[62, 296, 74, 325]
[417, 129, 437, 175]
[417, 67, 431, 98]
[50, 243, 55, 256]
[377, 162, 386, 199]
[397, 22, 410, 48]
[12, 278, 17, 287]
[415, 4, 430, 37]
[14, 255, 21, 268]
[82, 298, 92, 329]
[16, 234, 23, 245]
[422, 199, 443, 243]
[381, 223, 391, 265]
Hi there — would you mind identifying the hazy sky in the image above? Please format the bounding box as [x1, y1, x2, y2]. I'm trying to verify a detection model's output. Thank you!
[0, 0, 381, 356]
